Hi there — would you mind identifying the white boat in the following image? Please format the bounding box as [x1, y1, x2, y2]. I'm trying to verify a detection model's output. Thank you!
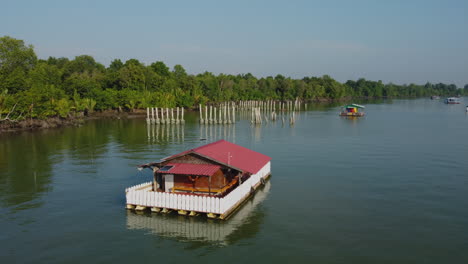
[444, 97, 460, 104]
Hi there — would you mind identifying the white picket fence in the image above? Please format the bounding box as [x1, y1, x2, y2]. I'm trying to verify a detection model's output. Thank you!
[125, 182, 153, 193]
[126, 162, 271, 215]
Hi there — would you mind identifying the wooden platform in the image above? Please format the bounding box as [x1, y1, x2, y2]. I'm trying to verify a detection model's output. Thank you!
[125, 162, 271, 220]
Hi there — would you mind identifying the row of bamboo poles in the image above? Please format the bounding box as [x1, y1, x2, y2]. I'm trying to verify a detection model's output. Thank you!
[146, 107, 185, 124]
[237, 99, 304, 112]
[147, 121, 185, 143]
[199, 104, 236, 125]
[250, 108, 295, 125]
[145, 100, 302, 126]
[199, 100, 303, 125]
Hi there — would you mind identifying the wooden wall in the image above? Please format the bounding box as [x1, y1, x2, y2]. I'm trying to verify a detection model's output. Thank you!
[172, 169, 226, 190]
[160, 153, 243, 193]
[167, 154, 213, 165]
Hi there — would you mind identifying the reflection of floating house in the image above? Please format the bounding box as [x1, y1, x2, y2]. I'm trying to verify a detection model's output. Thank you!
[126, 181, 271, 245]
[339, 104, 365, 117]
[125, 140, 271, 219]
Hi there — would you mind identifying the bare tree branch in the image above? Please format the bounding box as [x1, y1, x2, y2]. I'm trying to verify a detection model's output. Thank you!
[0, 103, 18, 122]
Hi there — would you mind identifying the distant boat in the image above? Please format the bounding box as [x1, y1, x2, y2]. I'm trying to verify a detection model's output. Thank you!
[444, 97, 460, 104]
[430, 95, 440, 100]
[340, 104, 365, 117]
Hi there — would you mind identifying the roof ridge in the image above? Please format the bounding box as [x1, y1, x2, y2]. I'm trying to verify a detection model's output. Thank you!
[167, 162, 220, 167]
[192, 139, 227, 151]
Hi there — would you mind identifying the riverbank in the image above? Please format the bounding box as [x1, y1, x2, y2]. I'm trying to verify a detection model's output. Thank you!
[0, 96, 454, 133]
[0, 109, 147, 133]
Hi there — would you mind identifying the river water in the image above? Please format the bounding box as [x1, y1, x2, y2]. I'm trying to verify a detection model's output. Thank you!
[1, 98, 467, 263]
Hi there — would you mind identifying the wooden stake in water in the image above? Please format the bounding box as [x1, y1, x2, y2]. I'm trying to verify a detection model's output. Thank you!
[181, 108, 185, 124]
[224, 105, 227, 124]
[146, 108, 150, 124]
[213, 107, 217, 124]
[219, 107, 222, 124]
[232, 105, 235, 123]
[199, 104, 203, 124]
[209, 105, 213, 124]
[171, 108, 174, 124]
[156, 108, 160, 124]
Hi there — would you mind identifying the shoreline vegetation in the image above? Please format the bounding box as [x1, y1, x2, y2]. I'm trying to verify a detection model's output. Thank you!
[1, 36, 468, 133]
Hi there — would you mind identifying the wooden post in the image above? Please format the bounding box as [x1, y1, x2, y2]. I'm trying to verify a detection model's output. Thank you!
[232, 105, 235, 123]
[153, 167, 158, 191]
[167, 108, 170, 124]
[146, 108, 150, 124]
[199, 104, 203, 124]
[219, 107, 222, 125]
[214, 107, 217, 124]
[227, 104, 231, 124]
[156, 107, 160, 124]
[209, 105, 213, 124]
[224, 105, 227, 124]
[171, 108, 174, 123]
[251, 107, 254, 124]
[176, 107, 179, 124]
[181, 107, 185, 124]
[209, 175, 211, 195]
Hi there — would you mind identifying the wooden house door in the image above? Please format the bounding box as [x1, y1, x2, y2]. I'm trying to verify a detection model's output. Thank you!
[164, 174, 174, 192]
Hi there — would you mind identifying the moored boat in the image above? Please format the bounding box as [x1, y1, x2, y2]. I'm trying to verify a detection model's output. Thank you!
[444, 97, 460, 104]
[339, 104, 365, 117]
[431, 95, 440, 100]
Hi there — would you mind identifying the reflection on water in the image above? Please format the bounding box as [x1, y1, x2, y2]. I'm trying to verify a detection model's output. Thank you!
[126, 181, 271, 245]
[1, 98, 468, 263]
[199, 124, 236, 144]
[147, 123, 185, 143]
[0, 121, 116, 211]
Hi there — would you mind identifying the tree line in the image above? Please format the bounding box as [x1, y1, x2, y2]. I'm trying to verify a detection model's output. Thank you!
[1, 36, 467, 120]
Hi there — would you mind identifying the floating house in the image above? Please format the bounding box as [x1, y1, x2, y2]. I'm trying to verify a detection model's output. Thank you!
[125, 140, 271, 219]
[339, 104, 365, 117]
[127, 181, 271, 245]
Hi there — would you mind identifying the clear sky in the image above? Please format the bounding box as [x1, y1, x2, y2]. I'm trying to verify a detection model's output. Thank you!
[2, 0, 467, 86]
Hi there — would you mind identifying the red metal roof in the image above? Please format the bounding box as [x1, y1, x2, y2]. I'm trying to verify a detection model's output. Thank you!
[163, 140, 271, 174]
[157, 163, 221, 176]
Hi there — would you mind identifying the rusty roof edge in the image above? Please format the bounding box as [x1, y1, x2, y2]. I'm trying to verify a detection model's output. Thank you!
[160, 150, 195, 162]
[158, 163, 221, 176]
[191, 152, 247, 174]
[160, 150, 246, 174]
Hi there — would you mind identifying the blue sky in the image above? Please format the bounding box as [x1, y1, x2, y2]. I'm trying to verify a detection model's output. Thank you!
[2, 0, 467, 86]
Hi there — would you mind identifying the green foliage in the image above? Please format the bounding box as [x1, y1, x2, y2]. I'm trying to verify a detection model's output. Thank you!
[72, 91, 85, 112]
[82, 98, 96, 114]
[118, 62, 145, 90]
[1, 35, 466, 121]
[0, 89, 8, 117]
[55, 98, 71, 118]
[0, 36, 37, 93]
[150, 61, 170, 77]
[28, 62, 63, 88]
